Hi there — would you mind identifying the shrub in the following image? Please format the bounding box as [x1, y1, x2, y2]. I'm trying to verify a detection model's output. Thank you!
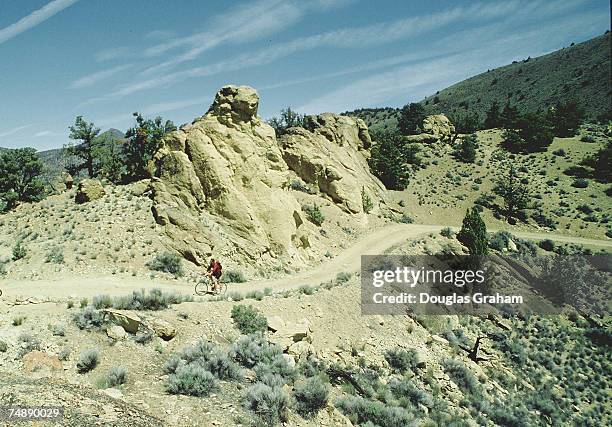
[362, 187, 374, 213]
[17, 334, 41, 357]
[73, 306, 106, 330]
[58, 347, 71, 361]
[489, 230, 514, 251]
[223, 270, 246, 283]
[45, 247, 64, 264]
[167, 365, 218, 396]
[50, 324, 66, 336]
[77, 348, 100, 373]
[231, 334, 281, 368]
[0, 340, 7, 352]
[146, 251, 184, 276]
[442, 358, 479, 394]
[111, 288, 191, 311]
[384, 348, 420, 373]
[336, 272, 352, 283]
[289, 179, 314, 194]
[299, 284, 315, 295]
[538, 239, 556, 252]
[577, 204, 593, 214]
[135, 330, 154, 344]
[244, 383, 290, 426]
[390, 377, 434, 408]
[103, 366, 127, 388]
[335, 395, 414, 427]
[253, 354, 297, 383]
[294, 376, 329, 417]
[80, 298, 88, 308]
[12, 315, 26, 326]
[12, 241, 26, 260]
[204, 351, 243, 381]
[399, 214, 414, 224]
[440, 227, 454, 238]
[231, 305, 268, 334]
[572, 178, 589, 188]
[92, 294, 113, 309]
[302, 204, 325, 226]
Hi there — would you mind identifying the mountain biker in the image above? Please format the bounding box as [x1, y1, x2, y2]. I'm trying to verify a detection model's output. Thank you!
[205, 258, 223, 293]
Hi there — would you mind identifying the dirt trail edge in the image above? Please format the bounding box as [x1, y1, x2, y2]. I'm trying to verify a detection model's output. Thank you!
[0, 223, 609, 300]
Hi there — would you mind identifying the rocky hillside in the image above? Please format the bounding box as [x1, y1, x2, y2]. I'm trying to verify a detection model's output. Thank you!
[348, 32, 611, 132]
[151, 85, 387, 273]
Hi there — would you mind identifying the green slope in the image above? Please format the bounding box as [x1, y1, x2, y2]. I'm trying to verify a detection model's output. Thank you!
[347, 32, 611, 132]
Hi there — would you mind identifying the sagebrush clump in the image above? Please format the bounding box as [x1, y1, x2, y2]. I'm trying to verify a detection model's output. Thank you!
[146, 251, 184, 276]
[231, 305, 268, 334]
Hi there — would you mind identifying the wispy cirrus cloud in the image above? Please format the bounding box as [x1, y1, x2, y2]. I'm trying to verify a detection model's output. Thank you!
[69, 64, 133, 89]
[140, 0, 353, 76]
[297, 7, 604, 114]
[99, 1, 521, 101]
[94, 46, 133, 62]
[33, 130, 55, 137]
[0, 123, 36, 139]
[0, 0, 79, 46]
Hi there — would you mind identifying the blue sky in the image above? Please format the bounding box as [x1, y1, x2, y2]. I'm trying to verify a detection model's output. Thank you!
[0, 0, 609, 150]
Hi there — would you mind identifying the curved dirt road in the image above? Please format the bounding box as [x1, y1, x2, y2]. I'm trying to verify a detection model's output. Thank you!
[0, 223, 609, 300]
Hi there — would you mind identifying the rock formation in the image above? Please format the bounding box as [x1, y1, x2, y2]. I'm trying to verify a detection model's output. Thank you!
[404, 114, 455, 143]
[280, 113, 386, 214]
[150, 85, 386, 269]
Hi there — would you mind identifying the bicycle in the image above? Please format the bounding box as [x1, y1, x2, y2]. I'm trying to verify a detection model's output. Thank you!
[194, 275, 227, 296]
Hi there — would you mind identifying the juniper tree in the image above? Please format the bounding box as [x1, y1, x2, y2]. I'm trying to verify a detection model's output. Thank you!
[457, 207, 488, 255]
[67, 116, 100, 178]
[493, 165, 531, 221]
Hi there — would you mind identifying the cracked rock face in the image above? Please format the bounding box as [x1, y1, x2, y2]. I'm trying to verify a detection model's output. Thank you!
[150, 85, 386, 268]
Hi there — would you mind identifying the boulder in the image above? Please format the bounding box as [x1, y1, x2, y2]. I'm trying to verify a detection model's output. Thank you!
[507, 238, 518, 252]
[106, 325, 127, 340]
[22, 351, 62, 373]
[102, 309, 142, 333]
[421, 114, 455, 142]
[75, 179, 105, 204]
[148, 318, 177, 341]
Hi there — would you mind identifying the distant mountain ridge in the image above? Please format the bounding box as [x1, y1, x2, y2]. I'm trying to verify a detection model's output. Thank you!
[346, 32, 611, 132]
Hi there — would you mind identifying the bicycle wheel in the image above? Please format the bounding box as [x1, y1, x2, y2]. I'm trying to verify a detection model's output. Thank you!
[194, 278, 209, 296]
[218, 282, 228, 295]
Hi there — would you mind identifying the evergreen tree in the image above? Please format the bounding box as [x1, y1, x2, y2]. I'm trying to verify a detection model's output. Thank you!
[398, 103, 425, 135]
[0, 148, 45, 211]
[67, 116, 100, 178]
[454, 134, 478, 163]
[493, 165, 531, 221]
[369, 131, 413, 190]
[457, 207, 488, 255]
[484, 102, 502, 129]
[92, 133, 125, 183]
[500, 103, 520, 129]
[582, 140, 611, 183]
[548, 100, 583, 137]
[123, 113, 176, 181]
[267, 107, 305, 136]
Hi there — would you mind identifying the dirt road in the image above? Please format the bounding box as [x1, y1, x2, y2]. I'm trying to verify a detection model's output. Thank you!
[0, 223, 609, 300]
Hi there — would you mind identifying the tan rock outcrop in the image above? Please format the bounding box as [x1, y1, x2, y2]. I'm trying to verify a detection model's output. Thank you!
[150, 85, 387, 268]
[279, 113, 385, 213]
[421, 114, 455, 142]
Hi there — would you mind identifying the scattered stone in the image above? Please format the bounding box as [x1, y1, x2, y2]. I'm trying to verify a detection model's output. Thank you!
[103, 388, 124, 399]
[75, 179, 106, 204]
[102, 309, 142, 333]
[148, 318, 177, 341]
[107, 325, 127, 340]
